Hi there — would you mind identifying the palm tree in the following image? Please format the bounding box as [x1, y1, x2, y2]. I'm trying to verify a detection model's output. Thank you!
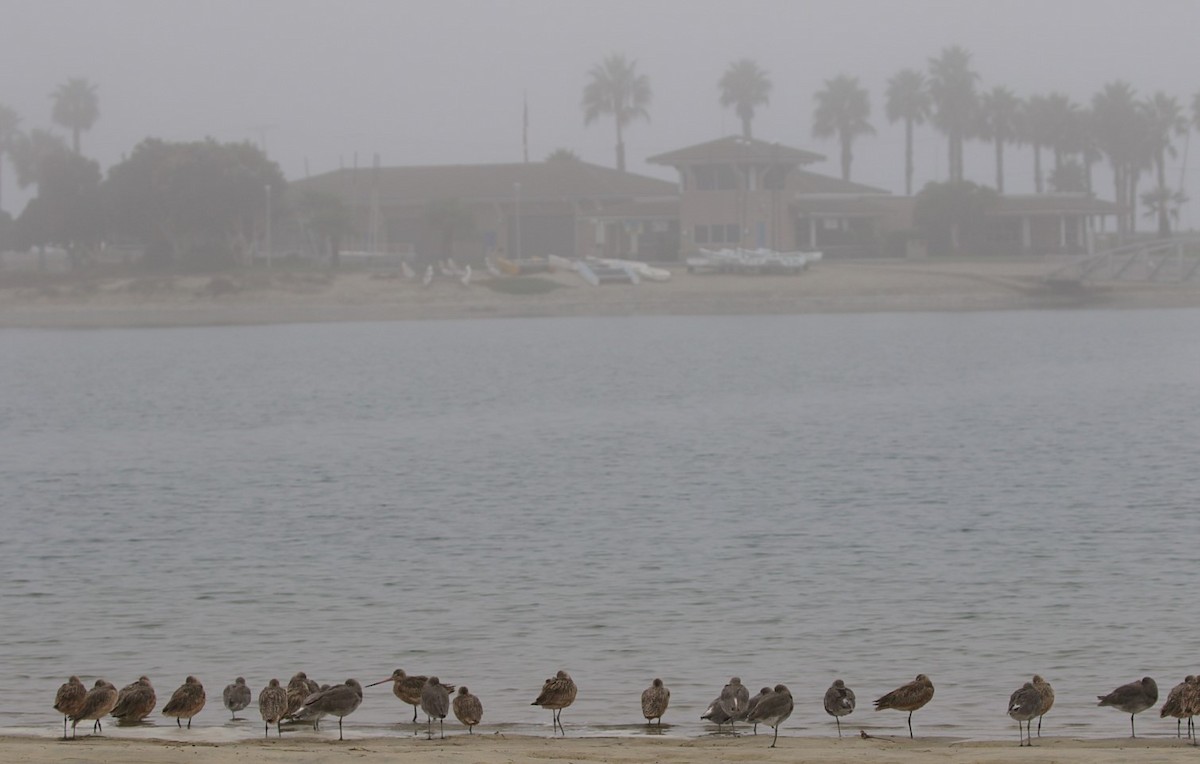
[1022, 95, 1054, 193]
[718, 59, 771, 139]
[0, 103, 21, 214]
[1043, 93, 1082, 176]
[50, 77, 99, 155]
[976, 86, 1020, 193]
[885, 68, 931, 195]
[812, 74, 875, 181]
[1140, 92, 1187, 237]
[582, 54, 651, 173]
[927, 46, 978, 183]
[545, 147, 581, 162]
[1091, 81, 1141, 239]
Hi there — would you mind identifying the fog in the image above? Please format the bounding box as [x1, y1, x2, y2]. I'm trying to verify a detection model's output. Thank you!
[3, 0, 1200, 225]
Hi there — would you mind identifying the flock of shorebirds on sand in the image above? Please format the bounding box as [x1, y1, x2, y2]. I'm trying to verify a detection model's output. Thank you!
[48, 669, 1193, 747]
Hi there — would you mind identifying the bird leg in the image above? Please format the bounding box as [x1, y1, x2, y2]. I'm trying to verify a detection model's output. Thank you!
[770, 725, 779, 748]
[1130, 713, 1135, 738]
[338, 717, 344, 741]
[907, 711, 914, 739]
[836, 717, 842, 738]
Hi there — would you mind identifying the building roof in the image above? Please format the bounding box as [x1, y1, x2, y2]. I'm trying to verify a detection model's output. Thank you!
[988, 194, 1121, 216]
[291, 160, 678, 206]
[647, 135, 824, 167]
[587, 198, 679, 219]
[791, 196, 899, 217]
[787, 169, 889, 195]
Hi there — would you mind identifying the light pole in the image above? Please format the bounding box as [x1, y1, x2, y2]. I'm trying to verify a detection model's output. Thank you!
[264, 184, 273, 268]
[513, 181, 522, 260]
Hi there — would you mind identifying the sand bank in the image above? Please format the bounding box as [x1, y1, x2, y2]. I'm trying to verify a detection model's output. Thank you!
[1, 259, 1198, 330]
[5, 732, 1200, 763]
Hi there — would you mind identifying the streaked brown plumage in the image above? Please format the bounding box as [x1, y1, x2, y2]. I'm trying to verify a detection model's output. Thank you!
[365, 669, 454, 723]
[640, 678, 670, 726]
[71, 680, 118, 737]
[110, 676, 156, 723]
[223, 677, 251, 719]
[295, 678, 362, 740]
[162, 675, 206, 729]
[1161, 676, 1194, 739]
[874, 674, 934, 739]
[1031, 674, 1054, 737]
[1097, 676, 1157, 738]
[452, 686, 483, 733]
[285, 671, 315, 718]
[53, 676, 87, 739]
[823, 679, 856, 737]
[258, 678, 289, 738]
[532, 670, 577, 736]
[746, 684, 794, 748]
[420, 676, 450, 739]
[1008, 682, 1041, 746]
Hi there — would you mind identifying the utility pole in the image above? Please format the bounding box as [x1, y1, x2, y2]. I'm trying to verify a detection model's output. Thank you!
[265, 184, 273, 268]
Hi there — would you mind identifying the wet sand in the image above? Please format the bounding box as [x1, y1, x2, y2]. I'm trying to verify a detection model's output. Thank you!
[5, 733, 1200, 763]
[1, 259, 1198, 329]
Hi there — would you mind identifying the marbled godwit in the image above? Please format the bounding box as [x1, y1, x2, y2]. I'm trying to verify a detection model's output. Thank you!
[452, 686, 483, 734]
[1097, 676, 1157, 738]
[746, 684, 793, 748]
[874, 674, 934, 739]
[746, 687, 771, 734]
[640, 678, 670, 726]
[1182, 676, 1200, 744]
[53, 676, 87, 740]
[531, 670, 577, 736]
[420, 676, 450, 739]
[1161, 676, 1194, 738]
[1007, 682, 1041, 747]
[222, 677, 251, 720]
[162, 675, 206, 729]
[720, 677, 750, 732]
[1031, 674, 1054, 736]
[285, 672, 316, 719]
[110, 676, 156, 723]
[700, 694, 733, 732]
[295, 678, 363, 741]
[258, 678, 288, 738]
[823, 679, 856, 737]
[366, 669, 454, 723]
[71, 680, 118, 737]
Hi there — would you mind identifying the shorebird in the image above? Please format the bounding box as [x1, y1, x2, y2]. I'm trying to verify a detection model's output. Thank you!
[366, 669, 454, 723]
[1097, 676, 1158, 738]
[70, 680, 117, 737]
[1161, 676, 1196, 739]
[701, 694, 734, 732]
[1031, 674, 1054, 737]
[452, 686, 483, 734]
[746, 687, 772, 734]
[531, 670, 577, 736]
[874, 674, 935, 739]
[285, 672, 319, 719]
[640, 678, 670, 726]
[746, 684, 794, 748]
[53, 676, 87, 739]
[295, 678, 363, 740]
[110, 676, 156, 723]
[258, 678, 289, 738]
[162, 675, 206, 729]
[720, 677, 750, 732]
[420, 676, 450, 739]
[222, 677, 252, 720]
[823, 679, 856, 737]
[1007, 682, 1041, 746]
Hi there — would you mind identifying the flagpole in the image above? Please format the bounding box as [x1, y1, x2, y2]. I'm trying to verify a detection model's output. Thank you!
[523, 90, 529, 163]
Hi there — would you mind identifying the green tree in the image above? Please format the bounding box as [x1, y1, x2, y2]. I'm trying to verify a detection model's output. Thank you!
[885, 68, 931, 196]
[913, 180, 998, 255]
[1048, 160, 1087, 193]
[927, 46, 978, 183]
[582, 54, 651, 173]
[0, 103, 21, 214]
[719, 58, 771, 139]
[1140, 92, 1187, 237]
[976, 86, 1020, 193]
[424, 198, 476, 266]
[10, 128, 69, 189]
[1091, 81, 1142, 239]
[50, 77, 99, 155]
[812, 74, 875, 181]
[13, 147, 104, 265]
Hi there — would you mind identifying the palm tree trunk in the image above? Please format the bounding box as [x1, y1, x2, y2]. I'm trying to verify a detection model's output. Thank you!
[742, 114, 752, 139]
[904, 118, 914, 196]
[1033, 145, 1043, 194]
[1155, 152, 1170, 238]
[994, 138, 1005, 194]
[840, 134, 852, 181]
[615, 120, 625, 173]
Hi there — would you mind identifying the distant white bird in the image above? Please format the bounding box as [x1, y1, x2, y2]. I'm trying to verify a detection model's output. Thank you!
[461, 264, 472, 286]
[401, 261, 415, 279]
[422, 265, 434, 287]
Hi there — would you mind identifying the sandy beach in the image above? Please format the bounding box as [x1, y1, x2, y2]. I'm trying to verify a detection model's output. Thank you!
[1, 258, 1199, 329]
[6, 732, 1200, 763]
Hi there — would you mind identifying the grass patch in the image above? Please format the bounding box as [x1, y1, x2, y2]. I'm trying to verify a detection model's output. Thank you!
[484, 276, 562, 295]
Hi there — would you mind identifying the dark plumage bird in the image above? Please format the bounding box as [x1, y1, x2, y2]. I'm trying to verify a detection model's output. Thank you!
[701, 694, 734, 732]
[258, 678, 289, 738]
[366, 669, 454, 723]
[420, 676, 450, 739]
[721, 676, 750, 730]
[222, 677, 252, 720]
[452, 686, 483, 734]
[746, 687, 772, 734]
[1007, 682, 1041, 746]
[746, 684, 793, 748]
[110, 676, 156, 723]
[1031, 674, 1054, 737]
[823, 679, 856, 737]
[531, 670, 577, 736]
[162, 676, 206, 729]
[71, 680, 118, 737]
[295, 678, 363, 740]
[53, 676, 87, 740]
[640, 678, 670, 726]
[874, 674, 934, 739]
[1097, 676, 1157, 738]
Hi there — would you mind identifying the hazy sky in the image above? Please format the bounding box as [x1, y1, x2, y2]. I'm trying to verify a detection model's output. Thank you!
[4, 0, 1200, 226]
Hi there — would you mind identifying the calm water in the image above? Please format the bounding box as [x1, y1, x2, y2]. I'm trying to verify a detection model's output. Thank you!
[2, 310, 1199, 742]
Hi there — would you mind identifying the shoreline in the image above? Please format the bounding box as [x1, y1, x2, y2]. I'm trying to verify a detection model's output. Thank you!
[1, 260, 1199, 330]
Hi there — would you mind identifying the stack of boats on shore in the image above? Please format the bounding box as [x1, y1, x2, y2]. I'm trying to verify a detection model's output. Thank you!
[686, 247, 822, 275]
[491, 254, 671, 286]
